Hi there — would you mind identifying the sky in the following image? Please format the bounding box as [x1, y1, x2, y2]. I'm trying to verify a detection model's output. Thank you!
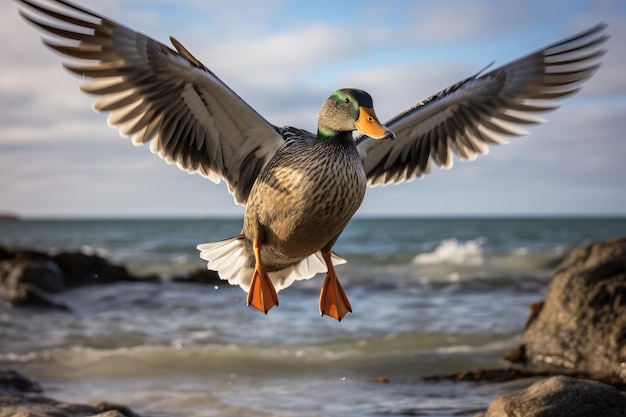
[1, 0, 625, 218]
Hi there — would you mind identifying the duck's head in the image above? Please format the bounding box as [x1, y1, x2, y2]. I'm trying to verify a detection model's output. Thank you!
[318, 88, 396, 140]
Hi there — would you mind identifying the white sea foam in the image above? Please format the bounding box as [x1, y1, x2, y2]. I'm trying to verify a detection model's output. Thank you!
[412, 237, 487, 266]
[434, 334, 522, 354]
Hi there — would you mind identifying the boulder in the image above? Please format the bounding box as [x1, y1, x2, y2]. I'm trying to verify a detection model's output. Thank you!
[424, 367, 547, 384]
[93, 412, 128, 417]
[0, 255, 72, 309]
[480, 376, 626, 417]
[517, 237, 626, 384]
[1, 259, 65, 293]
[0, 395, 144, 417]
[0, 246, 158, 307]
[0, 370, 140, 417]
[51, 252, 148, 287]
[0, 370, 42, 394]
[0, 395, 99, 417]
[172, 267, 221, 285]
[95, 402, 143, 417]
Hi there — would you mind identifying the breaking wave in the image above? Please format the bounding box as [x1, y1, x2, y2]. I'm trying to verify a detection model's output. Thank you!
[412, 237, 487, 266]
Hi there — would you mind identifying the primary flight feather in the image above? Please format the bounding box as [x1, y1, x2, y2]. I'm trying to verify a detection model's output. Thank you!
[16, 0, 608, 320]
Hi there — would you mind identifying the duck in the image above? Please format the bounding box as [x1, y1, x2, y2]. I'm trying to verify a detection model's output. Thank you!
[16, 0, 608, 320]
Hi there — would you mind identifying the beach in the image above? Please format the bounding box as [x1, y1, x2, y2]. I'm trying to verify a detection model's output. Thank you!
[2, 217, 626, 416]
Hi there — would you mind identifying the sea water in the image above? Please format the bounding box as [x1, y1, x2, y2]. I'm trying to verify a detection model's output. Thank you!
[1, 217, 625, 416]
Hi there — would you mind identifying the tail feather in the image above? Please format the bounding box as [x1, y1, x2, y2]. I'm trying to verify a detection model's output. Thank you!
[198, 236, 254, 291]
[197, 236, 346, 293]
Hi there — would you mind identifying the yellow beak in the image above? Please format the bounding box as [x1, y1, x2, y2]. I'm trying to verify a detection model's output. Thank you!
[355, 107, 396, 140]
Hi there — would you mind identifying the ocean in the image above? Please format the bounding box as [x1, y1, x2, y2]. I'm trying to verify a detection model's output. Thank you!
[1, 217, 625, 416]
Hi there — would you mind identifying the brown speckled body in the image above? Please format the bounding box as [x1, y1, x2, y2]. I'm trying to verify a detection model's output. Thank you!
[243, 128, 366, 271]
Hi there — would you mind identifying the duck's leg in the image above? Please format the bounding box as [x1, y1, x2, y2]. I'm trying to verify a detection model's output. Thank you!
[319, 249, 352, 321]
[247, 239, 278, 314]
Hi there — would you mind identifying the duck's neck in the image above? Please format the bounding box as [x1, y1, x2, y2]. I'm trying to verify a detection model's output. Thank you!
[317, 127, 354, 143]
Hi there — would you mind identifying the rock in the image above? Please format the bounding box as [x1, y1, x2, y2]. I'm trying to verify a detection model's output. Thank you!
[0, 396, 141, 417]
[92, 411, 128, 417]
[481, 376, 626, 417]
[0, 246, 159, 307]
[0, 395, 99, 417]
[95, 402, 142, 417]
[0, 370, 43, 394]
[0, 246, 12, 261]
[516, 237, 626, 384]
[172, 267, 221, 285]
[0, 213, 19, 221]
[0, 370, 141, 417]
[0, 254, 71, 309]
[424, 367, 547, 384]
[1, 259, 65, 293]
[3, 247, 51, 262]
[51, 252, 145, 287]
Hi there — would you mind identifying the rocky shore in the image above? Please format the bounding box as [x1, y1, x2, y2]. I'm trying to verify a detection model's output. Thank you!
[2, 238, 626, 416]
[0, 369, 140, 417]
[0, 245, 219, 310]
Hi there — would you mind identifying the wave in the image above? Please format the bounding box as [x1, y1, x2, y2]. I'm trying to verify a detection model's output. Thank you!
[408, 237, 565, 273]
[320, 236, 566, 289]
[0, 332, 520, 379]
[412, 237, 487, 266]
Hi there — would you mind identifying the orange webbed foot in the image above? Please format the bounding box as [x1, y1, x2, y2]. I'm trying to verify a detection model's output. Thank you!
[319, 250, 352, 321]
[247, 240, 278, 314]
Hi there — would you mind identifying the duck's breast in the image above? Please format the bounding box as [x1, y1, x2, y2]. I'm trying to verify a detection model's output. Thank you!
[243, 136, 366, 263]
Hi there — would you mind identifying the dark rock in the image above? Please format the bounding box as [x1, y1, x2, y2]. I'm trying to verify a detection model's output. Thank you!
[523, 301, 544, 330]
[173, 267, 221, 285]
[0, 370, 141, 416]
[0, 247, 159, 307]
[481, 376, 626, 417]
[1, 259, 65, 293]
[96, 402, 142, 417]
[0, 213, 19, 221]
[424, 367, 548, 384]
[0, 246, 12, 261]
[514, 237, 626, 384]
[7, 248, 51, 262]
[0, 395, 99, 417]
[0, 255, 71, 309]
[502, 345, 526, 364]
[0, 370, 43, 394]
[0, 396, 141, 417]
[51, 252, 143, 287]
[93, 411, 128, 417]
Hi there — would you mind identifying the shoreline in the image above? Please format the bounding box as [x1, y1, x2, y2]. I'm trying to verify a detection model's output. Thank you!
[1, 236, 625, 416]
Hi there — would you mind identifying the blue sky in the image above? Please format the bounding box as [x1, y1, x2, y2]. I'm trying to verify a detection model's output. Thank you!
[1, 0, 625, 218]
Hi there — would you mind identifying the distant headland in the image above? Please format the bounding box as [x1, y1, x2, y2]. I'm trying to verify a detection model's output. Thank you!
[0, 212, 20, 221]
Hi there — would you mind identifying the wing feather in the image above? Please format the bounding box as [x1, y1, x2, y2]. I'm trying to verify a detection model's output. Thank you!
[358, 23, 608, 186]
[17, 0, 285, 205]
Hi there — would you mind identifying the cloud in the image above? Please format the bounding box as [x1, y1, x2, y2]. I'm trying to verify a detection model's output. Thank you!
[334, 62, 478, 124]
[401, 1, 592, 45]
[2, 0, 625, 217]
[579, 17, 626, 96]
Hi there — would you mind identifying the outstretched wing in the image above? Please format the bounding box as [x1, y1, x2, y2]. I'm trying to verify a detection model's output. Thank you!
[357, 23, 608, 186]
[17, 0, 286, 205]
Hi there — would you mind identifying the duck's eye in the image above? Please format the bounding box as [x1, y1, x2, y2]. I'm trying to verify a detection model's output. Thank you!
[344, 98, 349, 104]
